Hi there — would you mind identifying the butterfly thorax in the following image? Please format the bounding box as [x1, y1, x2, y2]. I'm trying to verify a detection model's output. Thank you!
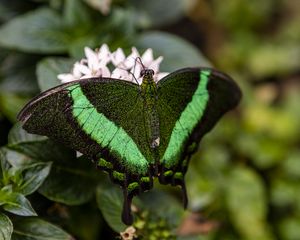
[140, 69, 160, 154]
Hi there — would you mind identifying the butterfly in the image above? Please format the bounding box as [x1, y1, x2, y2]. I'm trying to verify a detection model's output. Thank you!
[18, 66, 241, 225]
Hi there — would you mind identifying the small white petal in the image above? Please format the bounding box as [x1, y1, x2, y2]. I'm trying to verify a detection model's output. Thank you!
[156, 72, 169, 81]
[77, 63, 92, 75]
[99, 66, 111, 77]
[111, 68, 130, 80]
[147, 56, 163, 73]
[98, 0, 112, 15]
[80, 59, 88, 65]
[79, 74, 94, 79]
[141, 48, 154, 66]
[131, 64, 142, 80]
[123, 47, 141, 69]
[57, 73, 77, 83]
[85, 47, 100, 70]
[111, 48, 126, 66]
[98, 44, 111, 64]
[73, 62, 83, 78]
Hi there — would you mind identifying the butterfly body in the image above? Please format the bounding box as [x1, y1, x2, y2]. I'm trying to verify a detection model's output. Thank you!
[18, 67, 242, 225]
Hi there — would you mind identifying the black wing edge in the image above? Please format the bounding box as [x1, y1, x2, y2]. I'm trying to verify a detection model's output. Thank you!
[192, 67, 242, 140]
[17, 76, 139, 122]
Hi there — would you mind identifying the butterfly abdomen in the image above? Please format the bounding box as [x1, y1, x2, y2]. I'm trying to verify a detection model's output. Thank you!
[140, 72, 161, 166]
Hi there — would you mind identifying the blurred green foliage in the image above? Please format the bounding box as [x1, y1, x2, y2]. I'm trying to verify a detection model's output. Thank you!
[0, 0, 299, 239]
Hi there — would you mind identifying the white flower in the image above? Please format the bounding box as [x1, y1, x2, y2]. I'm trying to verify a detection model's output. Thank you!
[120, 226, 137, 240]
[57, 44, 169, 85]
[98, 0, 112, 15]
[85, 0, 112, 15]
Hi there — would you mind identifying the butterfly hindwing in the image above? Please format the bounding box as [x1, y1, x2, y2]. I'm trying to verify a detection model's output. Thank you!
[157, 68, 241, 188]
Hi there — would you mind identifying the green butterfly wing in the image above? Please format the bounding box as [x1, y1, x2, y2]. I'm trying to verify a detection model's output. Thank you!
[156, 68, 241, 202]
[18, 78, 155, 224]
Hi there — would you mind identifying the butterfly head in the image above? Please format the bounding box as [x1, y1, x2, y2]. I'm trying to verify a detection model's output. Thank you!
[140, 69, 155, 78]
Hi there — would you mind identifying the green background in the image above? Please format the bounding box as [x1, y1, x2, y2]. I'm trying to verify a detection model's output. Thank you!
[0, 0, 299, 239]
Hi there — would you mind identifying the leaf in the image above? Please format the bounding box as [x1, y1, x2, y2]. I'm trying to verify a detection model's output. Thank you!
[36, 57, 75, 92]
[16, 162, 52, 196]
[0, 1, 36, 22]
[0, 148, 11, 184]
[96, 185, 127, 232]
[0, 213, 13, 240]
[0, 190, 37, 216]
[8, 124, 99, 205]
[248, 44, 300, 78]
[12, 217, 73, 240]
[131, 0, 184, 28]
[38, 154, 99, 206]
[282, 150, 300, 179]
[0, 53, 40, 94]
[0, 8, 69, 53]
[139, 190, 184, 226]
[63, 0, 92, 27]
[0, 93, 31, 122]
[279, 217, 300, 240]
[8, 123, 47, 146]
[1, 145, 51, 196]
[225, 166, 274, 240]
[136, 31, 211, 72]
[66, 204, 102, 240]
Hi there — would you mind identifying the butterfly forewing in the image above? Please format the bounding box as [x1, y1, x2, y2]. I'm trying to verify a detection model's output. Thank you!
[157, 68, 241, 178]
[18, 78, 154, 176]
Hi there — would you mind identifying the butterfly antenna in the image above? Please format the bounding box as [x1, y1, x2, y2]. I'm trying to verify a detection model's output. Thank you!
[115, 61, 139, 85]
[136, 57, 146, 70]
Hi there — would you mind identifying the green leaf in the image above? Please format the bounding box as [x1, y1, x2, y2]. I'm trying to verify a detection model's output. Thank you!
[0, 148, 11, 184]
[0, 213, 13, 240]
[279, 217, 300, 240]
[8, 123, 47, 147]
[136, 31, 211, 72]
[96, 185, 127, 232]
[1, 147, 35, 170]
[8, 124, 68, 164]
[131, 0, 184, 28]
[38, 154, 99, 205]
[36, 57, 75, 92]
[63, 0, 92, 27]
[7, 124, 99, 205]
[270, 179, 299, 208]
[66, 204, 102, 240]
[0, 8, 69, 53]
[12, 217, 73, 240]
[0, 93, 31, 122]
[0, 1, 36, 22]
[15, 162, 52, 196]
[0, 53, 40, 94]
[282, 150, 300, 179]
[225, 166, 273, 240]
[0, 190, 37, 216]
[139, 190, 184, 226]
[1, 146, 51, 195]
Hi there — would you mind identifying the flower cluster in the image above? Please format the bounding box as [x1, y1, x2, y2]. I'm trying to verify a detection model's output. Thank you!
[58, 44, 168, 85]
